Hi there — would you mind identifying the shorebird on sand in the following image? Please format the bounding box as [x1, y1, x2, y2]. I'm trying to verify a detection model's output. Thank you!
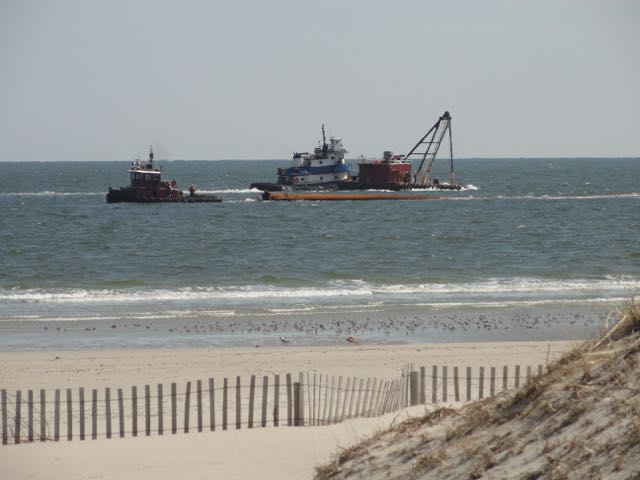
[280, 336, 291, 344]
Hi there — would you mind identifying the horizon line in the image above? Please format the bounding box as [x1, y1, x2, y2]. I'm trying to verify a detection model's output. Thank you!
[1, 156, 639, 163]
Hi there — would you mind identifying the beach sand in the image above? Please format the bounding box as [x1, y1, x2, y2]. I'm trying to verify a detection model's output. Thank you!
[2, 405, 430, 480]
[0, 341, 576, 479]
[0, 341, 576, 391]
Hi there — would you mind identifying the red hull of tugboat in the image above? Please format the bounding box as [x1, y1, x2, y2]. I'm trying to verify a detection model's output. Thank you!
[107, 186, 222, 203]
[107, 183, 180, 203]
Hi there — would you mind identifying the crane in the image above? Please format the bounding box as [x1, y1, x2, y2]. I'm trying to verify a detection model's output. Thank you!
[404, 111, 455, 188]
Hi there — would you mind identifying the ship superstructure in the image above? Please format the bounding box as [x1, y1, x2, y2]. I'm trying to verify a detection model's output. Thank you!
[251, 125, 351, 191]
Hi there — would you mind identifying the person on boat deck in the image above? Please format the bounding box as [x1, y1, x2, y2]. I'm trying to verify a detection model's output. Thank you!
[189, 184, 196, 197]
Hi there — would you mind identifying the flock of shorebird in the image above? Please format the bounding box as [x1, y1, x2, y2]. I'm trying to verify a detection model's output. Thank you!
[43, 311, 610, 344]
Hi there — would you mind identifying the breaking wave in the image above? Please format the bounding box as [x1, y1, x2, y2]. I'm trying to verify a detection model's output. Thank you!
[1, 277, 637, 312]
[197, 188, 261, 194]
[449, 193, 640, 202]
[0, 191, 103, 197]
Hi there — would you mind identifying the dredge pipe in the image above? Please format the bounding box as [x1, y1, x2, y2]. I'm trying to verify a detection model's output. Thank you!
[263, 192, 441, 201]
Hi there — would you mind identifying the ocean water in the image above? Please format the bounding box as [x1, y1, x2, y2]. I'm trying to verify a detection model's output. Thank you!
[1, 158, 638, 350]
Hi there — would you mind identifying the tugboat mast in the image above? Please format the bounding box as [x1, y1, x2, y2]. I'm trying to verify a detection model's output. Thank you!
[148, 145, 154, 166]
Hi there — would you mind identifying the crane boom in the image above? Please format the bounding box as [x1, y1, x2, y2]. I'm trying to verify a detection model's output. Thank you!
[404, 111, 453, 187]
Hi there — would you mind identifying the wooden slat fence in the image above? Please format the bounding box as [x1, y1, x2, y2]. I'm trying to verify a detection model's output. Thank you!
[0, 363, 545, 445]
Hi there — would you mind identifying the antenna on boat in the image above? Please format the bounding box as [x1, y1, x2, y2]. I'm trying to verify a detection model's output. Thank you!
[149, 145, 154, 165]
[322, 124, 327, 147]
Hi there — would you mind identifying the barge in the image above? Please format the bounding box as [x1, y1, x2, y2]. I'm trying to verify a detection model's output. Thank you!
[106, 146, 222, 203]
[262, 191, 441, 201]
[252, 111, 467, 194]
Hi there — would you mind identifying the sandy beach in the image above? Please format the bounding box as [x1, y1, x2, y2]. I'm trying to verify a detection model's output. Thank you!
[0, 340, 577, 479]
[2, 405, 429, 480]
[0, 341, 576, 391]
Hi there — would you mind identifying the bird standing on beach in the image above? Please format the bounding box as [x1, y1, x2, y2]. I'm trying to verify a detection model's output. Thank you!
[280, 336, 291, 344]
[346, 336, 358, 344]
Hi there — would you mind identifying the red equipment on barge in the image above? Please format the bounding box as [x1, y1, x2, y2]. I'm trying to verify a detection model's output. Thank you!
[338, 111, 463, 191]
[354, 151, 413, 190]
[106, 146, 222, 203]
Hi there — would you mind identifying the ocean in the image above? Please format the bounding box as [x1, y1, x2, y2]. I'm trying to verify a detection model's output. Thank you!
[1, 158, 638, 350]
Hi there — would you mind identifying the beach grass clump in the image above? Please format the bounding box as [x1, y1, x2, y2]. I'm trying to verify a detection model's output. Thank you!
[396, 407, 457, 432]
[620, 297, 640, 335]
[414, 451, 447, 473]
[629, 397, 640, 444]
[314, 460, 340, 479]
[593, 297, 640, 349]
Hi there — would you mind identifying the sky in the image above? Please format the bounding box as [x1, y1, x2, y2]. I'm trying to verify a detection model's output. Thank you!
[0, 0, 638, 161]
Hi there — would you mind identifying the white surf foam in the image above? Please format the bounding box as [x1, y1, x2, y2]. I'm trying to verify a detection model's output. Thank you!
[488, 193, 640, 201]
[0, 191, 103, 197]
[1, 277, 637, 307]
[197, 188, 261, 194]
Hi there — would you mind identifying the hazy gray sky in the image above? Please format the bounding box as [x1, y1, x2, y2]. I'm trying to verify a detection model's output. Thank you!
[1, 0, 638, 161]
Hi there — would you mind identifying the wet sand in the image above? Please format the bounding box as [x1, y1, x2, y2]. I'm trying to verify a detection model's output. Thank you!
[0, 302, 613, 352]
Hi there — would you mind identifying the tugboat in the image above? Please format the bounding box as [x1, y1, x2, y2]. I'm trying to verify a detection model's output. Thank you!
[106, 146, 222, 203]
[250, 125, 352, 192]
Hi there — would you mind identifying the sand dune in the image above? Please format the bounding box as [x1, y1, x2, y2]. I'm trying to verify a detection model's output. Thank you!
[314, 316, 640, 479]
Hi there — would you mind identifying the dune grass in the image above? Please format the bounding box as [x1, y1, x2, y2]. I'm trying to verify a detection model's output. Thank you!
[314, 299, 640, 480]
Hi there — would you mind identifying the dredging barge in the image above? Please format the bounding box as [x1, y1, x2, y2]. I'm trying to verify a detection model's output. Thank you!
[337, 111, 462, 192]
[106, 146, 222, 203]
[252, 111, 466, 196]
